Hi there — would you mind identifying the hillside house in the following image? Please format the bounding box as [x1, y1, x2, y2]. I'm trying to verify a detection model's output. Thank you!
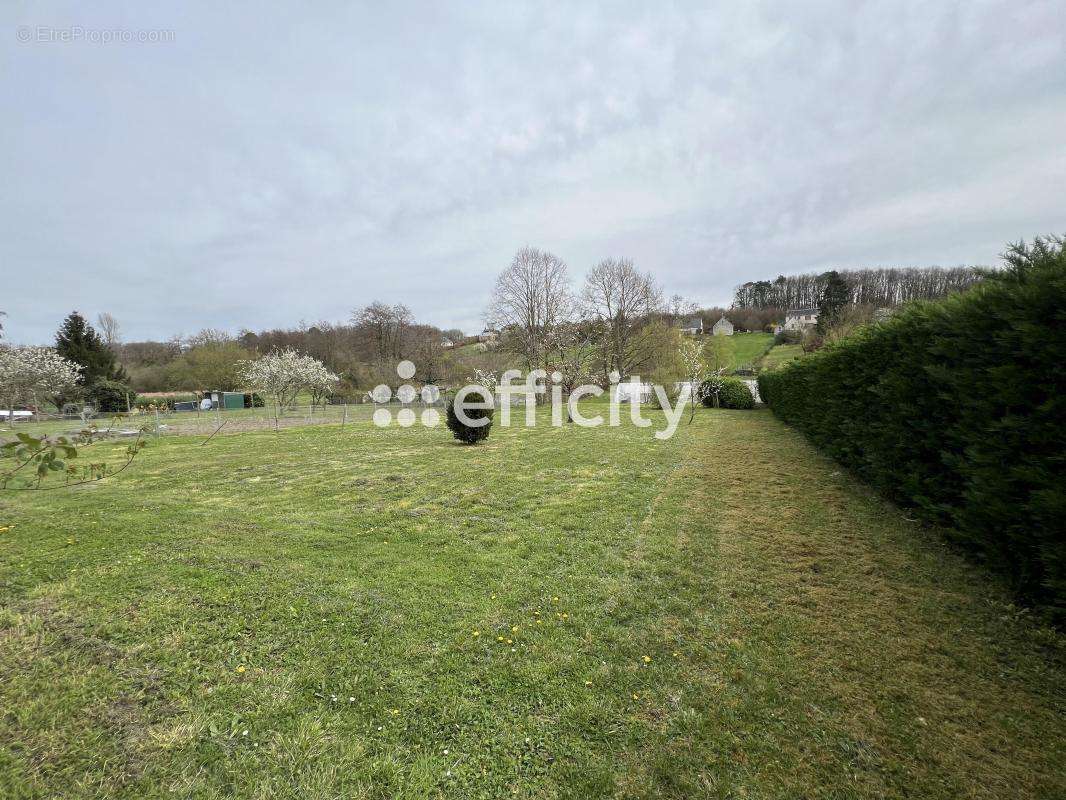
[784, 308, 819, 330]
[712, 316, 734, 336]
[678, 316, 704, 335]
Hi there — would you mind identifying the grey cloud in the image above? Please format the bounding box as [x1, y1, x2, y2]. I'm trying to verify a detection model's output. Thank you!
[2, 1, 1063, 343]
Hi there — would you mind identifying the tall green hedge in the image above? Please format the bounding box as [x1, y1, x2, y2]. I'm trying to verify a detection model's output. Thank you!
[758, 237, 1066, 620]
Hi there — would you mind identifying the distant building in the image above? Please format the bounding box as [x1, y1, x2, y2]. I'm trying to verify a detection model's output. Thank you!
[478, 328, 500, 344]
[784, 308, 819, 331]
[678, 316, 704, 335]
[711, 316, 734, 336]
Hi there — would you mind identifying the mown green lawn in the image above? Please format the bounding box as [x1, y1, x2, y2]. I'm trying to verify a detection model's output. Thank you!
[724, 332, 772, 368]
[759, 342, 806, 370]
[1, 407, 1062, 798]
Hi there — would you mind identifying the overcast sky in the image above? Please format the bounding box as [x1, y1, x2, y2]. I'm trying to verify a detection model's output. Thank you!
[2, 1, 1064, 344]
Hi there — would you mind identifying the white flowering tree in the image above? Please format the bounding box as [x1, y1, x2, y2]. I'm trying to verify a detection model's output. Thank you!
[239, 349, 338, 430]
[0, 346, 81, 423]
[677, 335, 707, 423]
[471, 368, 498, 393]
[305, 359, 340, 409]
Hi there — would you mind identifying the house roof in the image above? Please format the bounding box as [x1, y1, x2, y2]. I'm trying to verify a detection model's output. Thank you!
[713, 315, 732, 326]
[786, 307, 819, 316]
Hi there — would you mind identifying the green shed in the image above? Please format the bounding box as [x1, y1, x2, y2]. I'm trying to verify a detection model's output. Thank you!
[222, 392, 245, 410]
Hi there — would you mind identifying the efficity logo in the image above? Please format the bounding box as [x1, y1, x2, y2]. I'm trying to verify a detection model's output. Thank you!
[372, 361, 693, 440]
[371, 361, 443, 428]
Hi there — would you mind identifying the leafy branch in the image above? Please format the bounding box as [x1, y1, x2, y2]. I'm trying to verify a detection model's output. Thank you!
[1, 423, 149, 490]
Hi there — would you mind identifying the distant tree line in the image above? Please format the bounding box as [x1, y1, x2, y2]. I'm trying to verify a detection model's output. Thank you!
[5, 256, 995, 408]
[733, 266, 988, 309]
[111, 305, 489, 399]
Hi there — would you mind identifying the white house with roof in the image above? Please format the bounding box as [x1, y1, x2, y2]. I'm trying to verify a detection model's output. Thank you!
[678, 316, 703, 335]
[712, 316, 734, 336]
[784, 307, 819, 330]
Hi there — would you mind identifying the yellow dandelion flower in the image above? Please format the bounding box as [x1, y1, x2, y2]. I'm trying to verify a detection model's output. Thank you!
[511, 625, 518, 632]
[642, 656, 651, 664]
[536, 619, 542, 625]
[506, 638, 513, 644]
[584, 680, 592, 686]
[472, 631, 480, 637]
[236, 665, 246, 674]
[631, 693, 639, 700]
[497, 636, 504, 642]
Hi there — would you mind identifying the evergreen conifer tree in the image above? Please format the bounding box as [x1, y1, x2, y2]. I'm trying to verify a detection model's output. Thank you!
[53, 312, 128, 405]
[816, 271, 850, 333]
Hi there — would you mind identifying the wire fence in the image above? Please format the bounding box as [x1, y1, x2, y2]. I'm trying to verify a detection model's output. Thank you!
[2, 384, 760, 444]
[0, 397, 448, 441]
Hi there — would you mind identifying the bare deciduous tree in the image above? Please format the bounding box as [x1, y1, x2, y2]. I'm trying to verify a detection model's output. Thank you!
[487, 247, 572, 373]
[352, 302, 413, 362]
[581, 258, 662, 381]
[185, 328, 232, 348]
[668, 294, 698, 318]
[96, 312, 121, 349]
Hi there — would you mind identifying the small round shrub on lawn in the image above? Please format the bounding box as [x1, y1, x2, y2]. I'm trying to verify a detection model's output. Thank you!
[718, 378, 755, 409]
[700, 377, 754, 409]
[445, 391, 494, 444]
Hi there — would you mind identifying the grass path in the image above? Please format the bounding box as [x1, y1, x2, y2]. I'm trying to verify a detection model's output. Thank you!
[637, 412, 1064, 797]
[0, 410, 1062, 798]
[722, 332, 773, 368]
[757, 342, 805, 370]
